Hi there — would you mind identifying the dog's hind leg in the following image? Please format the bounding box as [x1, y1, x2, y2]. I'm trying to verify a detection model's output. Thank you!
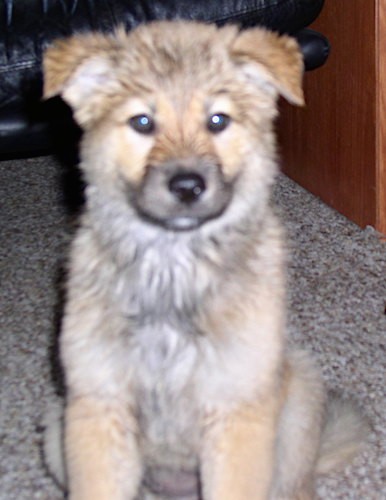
[270, 350, 327, 500]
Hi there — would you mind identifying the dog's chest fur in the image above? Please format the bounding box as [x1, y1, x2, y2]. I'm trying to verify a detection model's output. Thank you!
[67, 205, 284, 486]
[113, 236, 226, 481]
[85, 224, 219, 451]
[133, 322, 201, 469]
[123, 239, 213, 323]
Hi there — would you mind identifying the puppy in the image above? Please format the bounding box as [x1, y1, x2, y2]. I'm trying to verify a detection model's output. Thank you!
[43, 21, 367, 500]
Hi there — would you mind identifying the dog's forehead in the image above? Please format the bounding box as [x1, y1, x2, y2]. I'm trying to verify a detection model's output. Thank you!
[119, 23, 238, 88]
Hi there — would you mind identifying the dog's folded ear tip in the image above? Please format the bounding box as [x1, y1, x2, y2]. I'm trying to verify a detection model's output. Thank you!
[41, 79, 63, 101]
[42, 84, 55, 100]
[230, 28, 304, 106]
[286, 91, 305, 107]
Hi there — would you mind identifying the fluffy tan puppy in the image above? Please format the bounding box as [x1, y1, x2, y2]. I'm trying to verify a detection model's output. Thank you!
[43, 21, 367, 500]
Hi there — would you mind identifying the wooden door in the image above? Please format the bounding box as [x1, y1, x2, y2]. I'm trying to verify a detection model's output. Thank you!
[278, 0, 386, 233]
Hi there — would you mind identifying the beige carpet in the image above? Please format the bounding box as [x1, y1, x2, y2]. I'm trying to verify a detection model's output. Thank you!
[0, 155, 385, 499]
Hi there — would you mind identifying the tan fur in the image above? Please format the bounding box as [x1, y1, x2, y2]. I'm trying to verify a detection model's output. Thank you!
[43, 21, 368, 500]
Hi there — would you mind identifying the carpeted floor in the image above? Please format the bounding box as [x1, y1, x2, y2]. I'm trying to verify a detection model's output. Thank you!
[0, 155, 385, 499]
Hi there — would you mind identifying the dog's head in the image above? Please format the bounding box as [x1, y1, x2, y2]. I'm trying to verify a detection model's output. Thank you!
[44, 22, 303, 231]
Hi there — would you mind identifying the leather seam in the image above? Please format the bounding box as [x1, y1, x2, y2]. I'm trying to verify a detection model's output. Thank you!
[0, 61, 39, 74]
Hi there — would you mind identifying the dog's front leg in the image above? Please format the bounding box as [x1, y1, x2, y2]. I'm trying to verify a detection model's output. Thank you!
[65, 396, 142, 500]
[200, 397, 279, 500]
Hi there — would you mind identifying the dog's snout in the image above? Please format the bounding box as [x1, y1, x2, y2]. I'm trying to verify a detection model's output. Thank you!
[135, 160, 231, 230]
[168, 172, 206, 204]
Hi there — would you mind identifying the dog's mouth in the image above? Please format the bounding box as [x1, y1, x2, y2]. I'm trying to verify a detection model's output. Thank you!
[130, 160, 233, 231]
[164, 216, 206, 231]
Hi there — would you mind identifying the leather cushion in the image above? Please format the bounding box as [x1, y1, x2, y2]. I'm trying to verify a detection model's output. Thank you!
[0, 0, 324, 108]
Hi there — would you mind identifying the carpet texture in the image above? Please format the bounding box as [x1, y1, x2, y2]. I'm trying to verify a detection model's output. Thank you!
[0, 155, 385, 499]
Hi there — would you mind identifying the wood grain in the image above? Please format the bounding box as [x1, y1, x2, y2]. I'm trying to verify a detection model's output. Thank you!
[377, 0, 386, 233]
[278, 0, 384, 231]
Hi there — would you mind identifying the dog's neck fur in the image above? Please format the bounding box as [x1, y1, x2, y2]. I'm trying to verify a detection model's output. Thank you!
[81, 183, 273, 328]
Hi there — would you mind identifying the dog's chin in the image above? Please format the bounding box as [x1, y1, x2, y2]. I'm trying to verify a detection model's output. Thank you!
[141, 214, 208, 232]
[136, 209, 225, 232]
[164, 216, 203, 231]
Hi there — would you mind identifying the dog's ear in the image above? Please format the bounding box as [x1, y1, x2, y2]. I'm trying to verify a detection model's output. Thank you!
[43, 33, 121, 127]
[230, 28, 304, 106]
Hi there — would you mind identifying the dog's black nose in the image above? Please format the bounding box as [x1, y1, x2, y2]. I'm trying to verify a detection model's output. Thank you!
[168, 172, 206, 204]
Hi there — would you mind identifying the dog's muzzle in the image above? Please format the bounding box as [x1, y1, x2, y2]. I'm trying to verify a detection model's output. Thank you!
[131, 158, 233, 231]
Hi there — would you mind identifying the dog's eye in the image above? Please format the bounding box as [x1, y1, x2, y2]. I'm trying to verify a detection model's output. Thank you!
[207, 113, 231, 133]
[128, 114, 155, 135]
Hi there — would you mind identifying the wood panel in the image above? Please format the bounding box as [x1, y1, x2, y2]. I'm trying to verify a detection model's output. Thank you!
[378, 0, 386, 233]
[278, 0, 380, 230]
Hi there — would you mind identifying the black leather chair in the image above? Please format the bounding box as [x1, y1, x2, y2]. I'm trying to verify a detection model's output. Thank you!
[0, 0, 329, 159]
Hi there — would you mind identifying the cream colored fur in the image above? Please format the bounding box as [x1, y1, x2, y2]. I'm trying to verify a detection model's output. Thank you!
[43, 21, 368, 500]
